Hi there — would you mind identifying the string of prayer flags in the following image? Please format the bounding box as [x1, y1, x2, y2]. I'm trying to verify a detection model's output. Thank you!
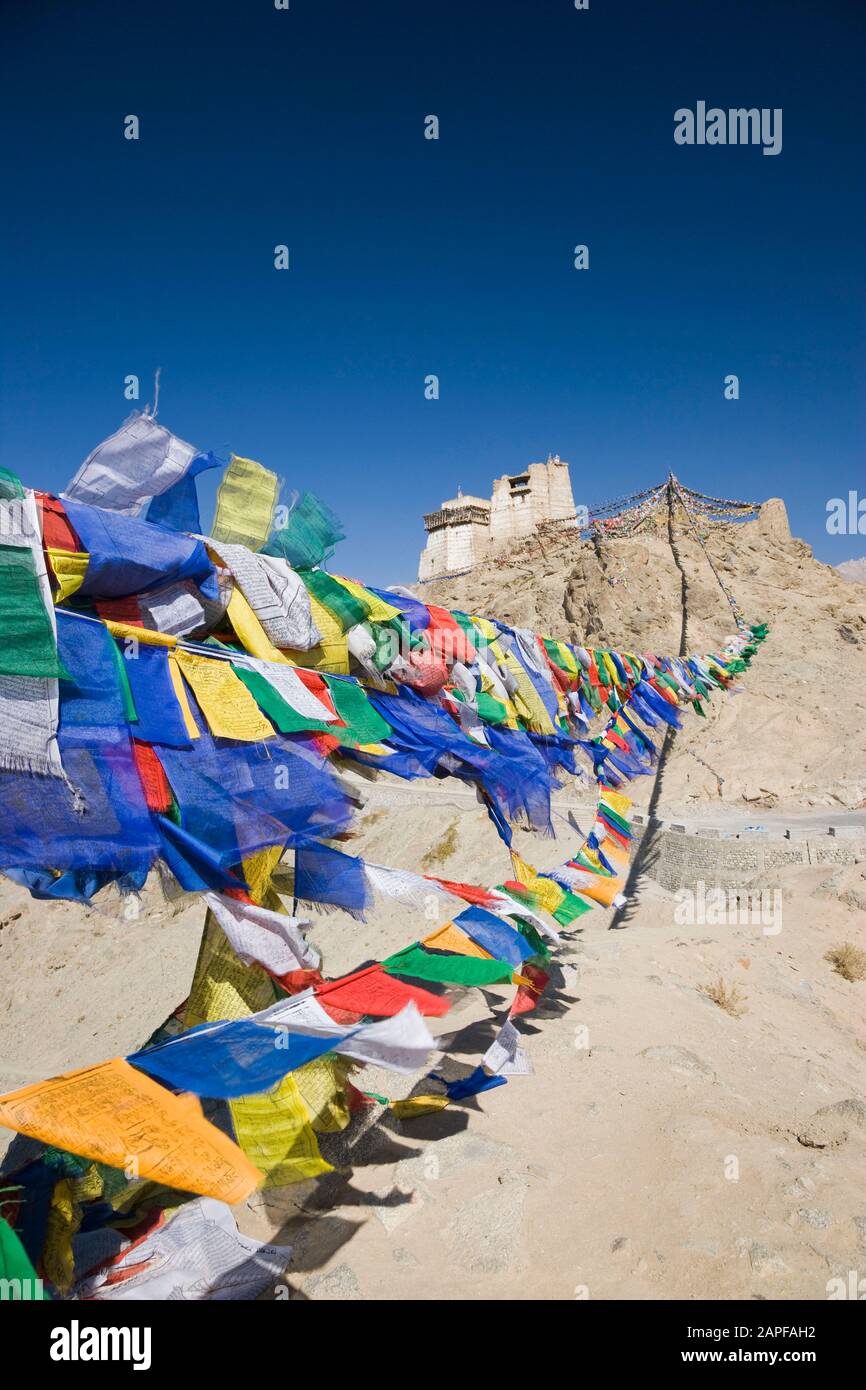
[0, 424, 770, 1264]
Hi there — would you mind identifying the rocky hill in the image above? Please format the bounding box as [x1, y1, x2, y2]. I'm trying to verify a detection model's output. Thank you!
[419, 499, 866, 814]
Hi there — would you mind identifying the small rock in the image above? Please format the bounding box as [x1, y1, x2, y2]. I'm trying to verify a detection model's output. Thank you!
[797, 1097, 866, 1149]
[392, 1247, 419, 1266]
[640, 1045, 713, 1077]
[781, 1176, 816, 1198]
[821, 1098, 866, 1128]
[796, 1208, 831, 1230]
[304, 1264, 362, 1300]
[748, 1242, 788, 1276]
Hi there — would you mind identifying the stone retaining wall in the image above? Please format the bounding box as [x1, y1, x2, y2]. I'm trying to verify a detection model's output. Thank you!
[632, 822, 864, 892]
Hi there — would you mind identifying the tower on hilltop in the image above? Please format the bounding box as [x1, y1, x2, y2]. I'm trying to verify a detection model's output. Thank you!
[418, 454, 577, 581]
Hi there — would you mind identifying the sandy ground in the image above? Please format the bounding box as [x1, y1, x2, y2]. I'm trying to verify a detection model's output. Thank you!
[2, 781, 865, 1300]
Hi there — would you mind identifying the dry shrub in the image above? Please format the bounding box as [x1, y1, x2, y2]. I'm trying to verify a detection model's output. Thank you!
[421, 820, 459, 870]
[825, 943, 866, 983]
[700, 975, 748, 1018]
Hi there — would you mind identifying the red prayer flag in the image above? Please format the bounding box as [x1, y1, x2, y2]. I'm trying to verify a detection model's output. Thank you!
[316, 964, 451, 1017]
[132, 740, 173, 813]
[37, 492, 82, 552]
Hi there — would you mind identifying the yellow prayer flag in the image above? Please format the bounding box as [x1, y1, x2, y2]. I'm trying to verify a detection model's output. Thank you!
[229, 1073, 333, 1187]
[174, 648, 275, 742]
[334, 576, 401, 624]
[470, 615, 497, 641]
[184, 911, 280, 1029]
[601, 652, 620, 686]
[294, 1056, 353, 1134]
[600, 789, 632, 818]
[226, 584, 291, 663]
[284, 594, 349, 674]
[167, 651, 201, 739]
[47, 548, 89, 604]
[390, 1095, 451, 1119]
[510, 853, 566, 914]
[499, 649, 555, 734]
[211, 454, 279, 551]
[43, 1178, 79, 1294]
[105, 620, 177, 649]
[241, 844, 285, 909]
[553, 640, 579, 676]
[422, 922, 493, 958]
[0, 1059, 263, 1204]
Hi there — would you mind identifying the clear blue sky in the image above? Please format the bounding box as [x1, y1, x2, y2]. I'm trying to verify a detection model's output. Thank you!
[1, 0, 864, 584]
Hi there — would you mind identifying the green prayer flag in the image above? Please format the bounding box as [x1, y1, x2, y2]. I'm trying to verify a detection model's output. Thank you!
[383, 944, 513, 987]
[0, 1217, 49, 1298]
[0, 543, 68, 679]
[298, 569, 369, 633]
[109, 639, 138, 722]
[513, 917, 551, 962]
[232, 664, 335, 736]
[552, 890, 593, 925]
[321, 674, 392, 747]
[476, 691, 509, 724]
